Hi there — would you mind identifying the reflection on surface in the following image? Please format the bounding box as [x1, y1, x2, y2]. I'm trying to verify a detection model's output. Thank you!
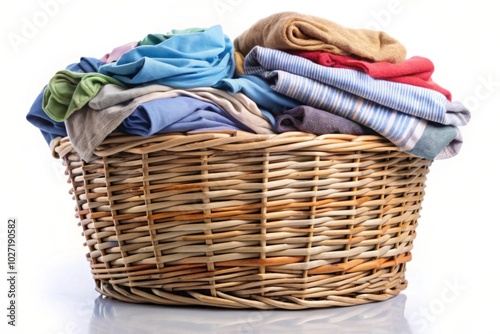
[90, 293, 412, 334]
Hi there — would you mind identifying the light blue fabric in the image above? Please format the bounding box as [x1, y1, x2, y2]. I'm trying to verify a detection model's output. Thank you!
[216, 74, 302, 127]
[98, 25, 235, 88]
[216, 75, 301, 113]
[243, 46, 470, 160]
[118, 96, 249, 136]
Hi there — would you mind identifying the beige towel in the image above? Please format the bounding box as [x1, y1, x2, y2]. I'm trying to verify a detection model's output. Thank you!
[234, 11, 407, 63]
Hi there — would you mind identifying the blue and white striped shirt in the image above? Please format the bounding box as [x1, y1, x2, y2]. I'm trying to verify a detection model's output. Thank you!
[244, 46, 470, 160]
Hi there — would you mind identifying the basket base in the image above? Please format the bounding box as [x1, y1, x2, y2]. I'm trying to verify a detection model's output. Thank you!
[93, 274, 408, 309]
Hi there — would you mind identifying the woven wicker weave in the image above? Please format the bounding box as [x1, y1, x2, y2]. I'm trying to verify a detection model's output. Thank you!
[53, 131, 431, 309]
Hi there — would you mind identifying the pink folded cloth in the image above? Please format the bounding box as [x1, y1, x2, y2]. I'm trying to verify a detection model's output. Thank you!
[100, 41, 138, 63]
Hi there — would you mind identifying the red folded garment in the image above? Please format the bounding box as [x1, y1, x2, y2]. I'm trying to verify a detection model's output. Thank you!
[292, 51, 452, 100]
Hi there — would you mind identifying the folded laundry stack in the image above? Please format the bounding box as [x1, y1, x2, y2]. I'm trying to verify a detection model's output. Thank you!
[27, 11, 470, 162]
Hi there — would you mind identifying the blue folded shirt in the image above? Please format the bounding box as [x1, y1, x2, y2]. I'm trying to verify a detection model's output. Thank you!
[118, 96, 250, 136]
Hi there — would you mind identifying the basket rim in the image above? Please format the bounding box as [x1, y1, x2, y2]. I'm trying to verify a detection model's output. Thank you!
[51, 131, 407, 161]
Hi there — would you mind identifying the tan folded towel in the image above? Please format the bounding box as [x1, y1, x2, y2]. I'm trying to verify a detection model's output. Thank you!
[234, 11, 407, 63]
[234, 51, 245, 77]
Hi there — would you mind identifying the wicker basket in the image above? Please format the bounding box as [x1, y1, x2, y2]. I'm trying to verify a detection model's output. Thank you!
[52, 131, 431, 309]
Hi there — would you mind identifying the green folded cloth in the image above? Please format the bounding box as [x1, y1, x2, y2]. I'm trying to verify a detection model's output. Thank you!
[138, 27, 206, 45]
[42, 69, 125, 122]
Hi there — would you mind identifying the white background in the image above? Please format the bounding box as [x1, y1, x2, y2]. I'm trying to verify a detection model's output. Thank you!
[1, 1, 499, 333]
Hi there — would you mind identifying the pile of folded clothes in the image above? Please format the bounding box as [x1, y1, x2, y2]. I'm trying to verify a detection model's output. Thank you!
[27, 11, 470, 162]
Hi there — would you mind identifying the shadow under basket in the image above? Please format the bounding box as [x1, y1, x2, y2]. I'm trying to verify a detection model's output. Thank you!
[52, 131, 432, 310]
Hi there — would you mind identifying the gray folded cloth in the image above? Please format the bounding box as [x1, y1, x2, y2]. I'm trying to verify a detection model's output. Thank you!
[275, 105, 372, 135]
